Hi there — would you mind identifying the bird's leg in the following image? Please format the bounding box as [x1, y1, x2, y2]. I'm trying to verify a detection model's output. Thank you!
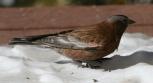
[80, 62, 100, 69]
[74, 58, 111, 69]
[74, 60, 101, 69]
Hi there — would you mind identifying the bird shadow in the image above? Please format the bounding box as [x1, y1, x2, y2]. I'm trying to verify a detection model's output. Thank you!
[56, 51, 153, 70]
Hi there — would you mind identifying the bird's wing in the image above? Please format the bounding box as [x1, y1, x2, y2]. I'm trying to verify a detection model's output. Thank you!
[9, 30, 100, 51]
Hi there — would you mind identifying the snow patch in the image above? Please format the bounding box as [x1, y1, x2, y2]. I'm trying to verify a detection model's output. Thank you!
[0, 33, 153, 83]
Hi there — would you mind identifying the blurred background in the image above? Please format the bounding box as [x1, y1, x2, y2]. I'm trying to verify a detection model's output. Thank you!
[0, 0, 153, 44]
[0, 0, 153, 7]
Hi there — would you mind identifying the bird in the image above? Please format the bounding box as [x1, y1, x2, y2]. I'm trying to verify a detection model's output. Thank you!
[9, 15, 135, 62]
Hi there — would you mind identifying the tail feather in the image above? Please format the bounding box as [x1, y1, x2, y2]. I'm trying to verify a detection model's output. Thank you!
[9, 30, 73, 45]
[9, 38, 34, 45]
[9, 33, 56, 45]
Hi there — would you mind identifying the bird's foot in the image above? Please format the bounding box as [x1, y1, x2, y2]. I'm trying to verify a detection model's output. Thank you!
[80, 62, 100, 69]
[74, 60, 101, 69]
[75, 58, 112, 69]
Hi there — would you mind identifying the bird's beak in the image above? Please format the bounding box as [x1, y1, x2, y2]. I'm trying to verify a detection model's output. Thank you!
[128, 19, 136, 24]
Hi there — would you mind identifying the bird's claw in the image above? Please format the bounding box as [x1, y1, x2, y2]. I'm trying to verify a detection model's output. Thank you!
[80, 62, 101, 69]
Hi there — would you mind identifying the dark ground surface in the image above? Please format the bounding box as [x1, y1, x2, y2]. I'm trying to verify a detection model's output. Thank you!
[0, 5, 153, 44]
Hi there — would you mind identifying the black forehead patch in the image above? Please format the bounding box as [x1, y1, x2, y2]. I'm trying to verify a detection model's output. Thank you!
[108, 15, 129, 22]
[114, 15, 128, 18]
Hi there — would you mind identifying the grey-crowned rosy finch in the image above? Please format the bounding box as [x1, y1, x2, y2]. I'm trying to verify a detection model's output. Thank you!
[9, 15, 135, 62]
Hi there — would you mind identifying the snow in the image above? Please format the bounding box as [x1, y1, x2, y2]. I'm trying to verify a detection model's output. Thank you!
[0, 33, 153, 83]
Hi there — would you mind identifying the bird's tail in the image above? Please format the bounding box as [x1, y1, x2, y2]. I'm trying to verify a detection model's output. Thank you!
[9, 33, 56, 45]
[9, 37, 33, 45]
[9, 30, 73, 45]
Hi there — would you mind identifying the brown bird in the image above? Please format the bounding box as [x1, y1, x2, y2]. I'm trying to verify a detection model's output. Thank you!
[9, 15, 135, 62]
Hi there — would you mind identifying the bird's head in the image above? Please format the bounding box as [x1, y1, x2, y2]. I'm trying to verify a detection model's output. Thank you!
[106, 15, 135, 36]
[107, 15, 135, 26]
